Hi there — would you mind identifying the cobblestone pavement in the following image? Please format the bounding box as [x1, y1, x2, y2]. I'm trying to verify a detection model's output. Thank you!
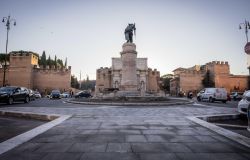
[0, 104, 249, 160]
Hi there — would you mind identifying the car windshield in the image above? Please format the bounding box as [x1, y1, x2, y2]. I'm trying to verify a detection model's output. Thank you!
[51, 90, 60, 94]
[0, 87, 15, 92]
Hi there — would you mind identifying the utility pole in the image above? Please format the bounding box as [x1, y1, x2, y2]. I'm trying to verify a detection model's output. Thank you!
[2, 15, 16, 86]
[239, 19, 250, 89]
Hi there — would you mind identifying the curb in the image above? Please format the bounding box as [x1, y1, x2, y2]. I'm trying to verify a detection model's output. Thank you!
[0, 110, 58, 121]
[188, 114, 250, 148]
[65, 99, 194, 106]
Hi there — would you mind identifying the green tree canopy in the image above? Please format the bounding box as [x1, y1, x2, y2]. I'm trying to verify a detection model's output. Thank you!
[0, 54, 9, 62]
[64, 57, 67, 68]
[38, 51, 66, 69]
[202, 70, 215, 87]
[39, 51, 47, 68]
[54, 55, 57, 69]
[57, 59, 63, 68]
[47, 56, 52, 68]
[160, 74, 174, 93]
[71, 75, 79, 88]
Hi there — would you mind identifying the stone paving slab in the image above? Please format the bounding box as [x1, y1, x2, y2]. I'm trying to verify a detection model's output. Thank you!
[0, 105, 249, 160]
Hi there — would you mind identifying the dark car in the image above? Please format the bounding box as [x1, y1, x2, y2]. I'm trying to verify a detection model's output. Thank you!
[74, 91, 92, 98]
[50, 90, 61, 99]
[0, 86, 30, 104]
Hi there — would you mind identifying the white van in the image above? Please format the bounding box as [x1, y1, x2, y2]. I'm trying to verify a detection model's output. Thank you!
[197, 88, 227, 103]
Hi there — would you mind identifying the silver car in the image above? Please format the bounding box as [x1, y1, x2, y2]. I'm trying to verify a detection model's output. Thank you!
[237, 90, 250, 115]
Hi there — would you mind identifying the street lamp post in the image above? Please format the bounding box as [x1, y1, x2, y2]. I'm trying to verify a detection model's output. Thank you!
[2, 15, 16, 86]
[239, 20, 250, 43]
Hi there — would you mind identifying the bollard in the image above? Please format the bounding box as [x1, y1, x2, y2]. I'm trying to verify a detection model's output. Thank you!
[248, 104, 250, 132]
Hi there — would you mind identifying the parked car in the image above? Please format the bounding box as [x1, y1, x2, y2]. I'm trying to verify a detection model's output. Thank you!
[50, 90, 61, 99]
[61, 92, 70, 98]
[0, 86, 30, 104]
[28, 89, 36, 101]
[34, 91, 42, 98]
[230, 92, 244, 101]
[74, 91, 92, 98]
[197, 88, 227, 103]
[187, 91, 193, 99]
[237, 90, 250, 115]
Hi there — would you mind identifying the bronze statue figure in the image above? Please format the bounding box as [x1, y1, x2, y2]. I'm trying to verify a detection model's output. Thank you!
[125, 23, 136, 43]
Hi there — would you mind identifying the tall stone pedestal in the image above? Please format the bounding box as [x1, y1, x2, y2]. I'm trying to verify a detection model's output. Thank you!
[120, 43, 138, 91]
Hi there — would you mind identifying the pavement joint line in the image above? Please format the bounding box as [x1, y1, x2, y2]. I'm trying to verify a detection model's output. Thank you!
[187, 114, 250, 148]
[0, 110, 71, 155]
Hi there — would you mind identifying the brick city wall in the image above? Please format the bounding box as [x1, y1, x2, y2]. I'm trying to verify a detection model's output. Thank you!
[147, 68, 160, 93]
[179, 70, 205, 94]
[33, 66, 71, 94]
[2, 52, 37, 88]
[0, 51, 71, 94]
[95, 67, 112, 92]
[215, 75, 248, 92]
[171, 61, 248, 95]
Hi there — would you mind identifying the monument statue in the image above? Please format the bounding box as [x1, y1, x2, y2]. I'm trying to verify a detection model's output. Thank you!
[125, 23, 136, 43]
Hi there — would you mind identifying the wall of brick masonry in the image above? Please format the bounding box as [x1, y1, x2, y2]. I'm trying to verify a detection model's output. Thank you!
[147, 68, 160, 93]
[0, 51, 71, 95]
[33, 67, 71, 94]
[171, 61, 249, 95]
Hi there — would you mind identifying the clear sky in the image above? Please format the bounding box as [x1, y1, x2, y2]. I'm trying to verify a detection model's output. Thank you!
[0, 0, 250, 80]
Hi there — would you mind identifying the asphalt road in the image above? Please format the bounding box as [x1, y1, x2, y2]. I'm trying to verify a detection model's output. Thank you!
[192, 98, 239, 108]
[0, 98, 73, 108]
[0, 116, 45, 143]
[0, 97, 240, 110]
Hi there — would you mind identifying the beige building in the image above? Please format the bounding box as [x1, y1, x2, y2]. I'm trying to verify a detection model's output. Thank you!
[0, 51, 71, 95]
[95, 43, 160, 95]
[170, 61, 248, 95]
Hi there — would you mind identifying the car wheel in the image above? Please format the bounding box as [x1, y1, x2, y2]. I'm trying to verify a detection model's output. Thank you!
[197, 96, 201, 102]
[209, 97, 214, 103]
[24, 96, 29, 103]
[8, 97, 13, 105]
[222, 100, 227, 103]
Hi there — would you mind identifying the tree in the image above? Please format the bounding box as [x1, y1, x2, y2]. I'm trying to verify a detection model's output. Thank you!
[47, 56, 52, 69]
[160, 74, 174, 93]
[0, 53, 9, 63]
[64, 57, 67, 68]
[40, 51, 46, 68]
[57, 59, 63, 68]
[202, 70, 215, 87]
[80, 75, 95, 91]
[54, 55, 57, 69]
[71, 75, 79, 88]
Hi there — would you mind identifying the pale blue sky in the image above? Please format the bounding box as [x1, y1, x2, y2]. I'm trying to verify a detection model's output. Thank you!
[0, 0, 250, 80]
